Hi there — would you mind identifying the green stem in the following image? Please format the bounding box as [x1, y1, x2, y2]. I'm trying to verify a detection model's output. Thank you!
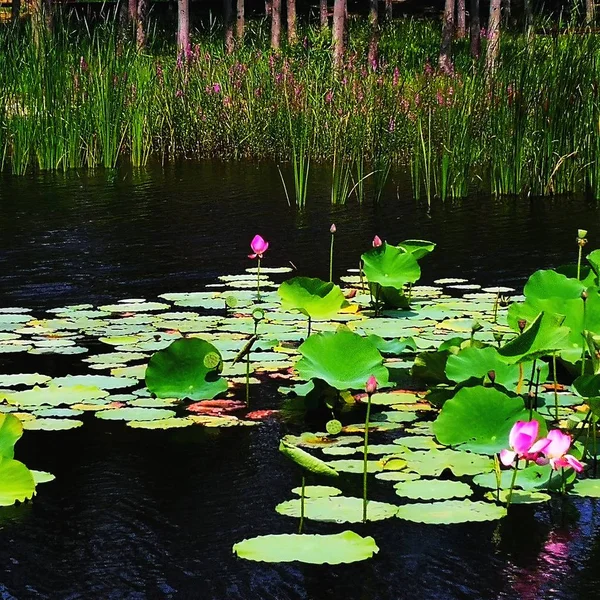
[516, 362, 524, 396]
[299, 474, 306, 534]
[329, 233, 334, 283]
[506, 459, 520, 507]
[245, 351, 250, 407]
[493, 292, 499, 323]
[256, 257, 261, 302]
[363, 391, 373, 524]
[553, 352, 559, 421]
[582, 298, 587, 376]
[577, 244, 583, 280]
[307, 316, 312, 338]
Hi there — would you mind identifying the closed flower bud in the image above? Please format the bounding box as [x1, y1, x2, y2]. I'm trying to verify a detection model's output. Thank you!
[365, 375, 378, 395]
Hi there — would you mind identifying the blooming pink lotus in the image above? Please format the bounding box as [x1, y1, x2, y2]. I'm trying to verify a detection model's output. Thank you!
[249, 235, 269, 259]
[538, 430, 584, 472]
[500, 420, 549, 467]
[372, 235, 383, 248]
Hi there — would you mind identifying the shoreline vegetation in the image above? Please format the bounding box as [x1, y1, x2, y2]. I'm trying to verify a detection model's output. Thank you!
[0, 7, 599, 202]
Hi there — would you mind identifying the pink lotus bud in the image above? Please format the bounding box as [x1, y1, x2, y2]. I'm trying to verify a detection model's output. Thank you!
[249, 234, 269, 259]
[330, 224, 337, 234]
[365, 375, 378, 395]
[372, 235, 383, 248]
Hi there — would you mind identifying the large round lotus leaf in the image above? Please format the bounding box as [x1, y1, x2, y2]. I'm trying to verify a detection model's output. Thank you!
[394, 479, 472, 500]
[291, 485, 342, 497]
[433, 386, 545, 454]
[278, 277, 348, 320]
[296, 330, 389, 390]
[96, 407, 176, 421]
[145, 338, 228, 400]
[233, 531, 379, 564]
[570, 479, 600, 498]
[276, 496, 398, 523]
[52, 375, 138, 390]
[402, 449, 494, 477]
[396, 500, 506, 524]
[279, 441, 339, 477]
[23, 418, 84, 431]
[3, 385, 109, 408]
[0, 373, 51, 387]
[397, 239, 436, 260]
[0, 457, 35, 506]
[362, 243, 421, 289]
[0, 413, 23, 459]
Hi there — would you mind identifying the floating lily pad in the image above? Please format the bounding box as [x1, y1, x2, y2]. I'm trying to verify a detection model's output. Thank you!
[396, 499, 506, 524]
[127, 417, 194, 429]
[96, 407, 176, 422]
[0, 373, 51, 387]
[3, 385, 109, 408]
[291, 485, 342, 497]
[233, 531, 378, 564]
[569, 479, 600, 498]
[32, 408, 84, 418]
[23, 418, 84, 431]
[324, 459, 384, 474]
[403, 449, 494, 477]
[52, 375, 138, 390]
[375, 471, 421, 482]
[276, 496, 398, 523]
[484, 489, 551, 504]
[394, 479, 472, 500]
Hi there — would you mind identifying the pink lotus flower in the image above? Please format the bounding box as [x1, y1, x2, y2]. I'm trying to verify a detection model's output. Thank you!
[538, 430, 584, 472]
[365, 375, 378, 395]
[500, 420, 549, 467]
[249, 235, 269, 259]
[372, 235, 383, 248]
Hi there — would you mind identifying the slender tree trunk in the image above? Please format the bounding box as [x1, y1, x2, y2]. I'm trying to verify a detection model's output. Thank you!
[177, 0, 190, 52]
[320, 0, 328, 29]
[485, 0, 501, 74]
[523, 0, 532, 29]
[136, 0, 147, 47]
[503, 0, 511, 23]
[287, 0, 297, 44]
[457, 0, 466, 38]
[368, 0, 379, 67]
[11, 0, 21, 22]
[224, 0, 234, 53]
[128, 0, 137, 22]
[236, 0, 244, 42]
[332, 0, 346, 70]
[439, 0, 455, 72]
[265, 0, 272, 17]
[470, 0, 481, 58]
[385, 0, 392, 21]
[271, 0, 282, 49]
[587, 0, 595, 25]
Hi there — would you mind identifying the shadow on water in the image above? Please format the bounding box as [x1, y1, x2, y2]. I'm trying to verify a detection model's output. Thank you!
[0, 161, 599, 599]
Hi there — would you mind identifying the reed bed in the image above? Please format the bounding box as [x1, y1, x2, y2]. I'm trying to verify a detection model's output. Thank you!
[0, 15, 599, 202]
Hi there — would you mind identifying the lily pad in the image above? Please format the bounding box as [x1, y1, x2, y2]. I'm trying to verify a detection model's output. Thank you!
[0, 457, 35, 506]
[96, 407, 176, 422]
[278, 277, 348, 320]
[396, 499, 506, 524]
[402, 449, 494, 477]
[127, 417, 194, 429]
[276, 496, 398, 523]
[569, 479, 600, 498]
[291, 485, 342, 497]
[394, 479, 472, 500]
[23, 418, 84, 431]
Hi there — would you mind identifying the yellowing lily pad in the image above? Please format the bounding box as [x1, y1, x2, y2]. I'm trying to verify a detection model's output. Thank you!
[96, 407, 176, 421]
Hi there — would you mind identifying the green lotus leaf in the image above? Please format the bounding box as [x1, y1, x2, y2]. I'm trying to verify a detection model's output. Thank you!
[127, 417, 195, 429]
[412, 350, 452, 385]
[321, 446, 355, 456]
[32, 408, 85, 418]
[587, 250, 600, 278]
[0, 373, 51, 387]
[0, 413, 23, 459]
[484, 489, 551, 504]
[23, 418, 84, 431]
[279, 440, 339, 477]
[52, 375, 138, 390]
[233, 531, 379, 564]
[394, 478, 472, 500]
[394, 436, 441, 450]
[278, 277, 349, 320]
[99, 301, 170, 313]
[402, 449, 494, 476]
[367, 335, 418, 356]
[573, 374, 600, 399]
[0, 457, 35, 506]
[375, 471, 421, 482]
[396, 500, 506, 524]
[433, 386, 546, 454]
[291, 485, 342, 497]
[369, 391, 421, 406]
[3, 385, 109, 408]
[326, 459, 386, 473]
[276, 496, 398, 523]
[145, 338, 228, 400]
[397, 239, 436, 260]
[473, 463, 572, 491]
[570, 479, 600, 498]
[296, 330, 389, 390]
[281, 432, 362, 448]
[96, 407, 176, 421]
[362, 243, 421, 290]
[31, 470, 56, 485]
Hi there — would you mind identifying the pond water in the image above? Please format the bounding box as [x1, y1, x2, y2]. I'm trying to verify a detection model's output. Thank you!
[0, 161, 599, 600]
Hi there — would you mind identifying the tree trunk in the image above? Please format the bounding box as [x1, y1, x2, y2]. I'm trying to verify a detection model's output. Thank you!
[503, 0, 510, 23]
[236, 0, 244, 42]
[265, 0, 272, 17]
[523, 0, 532, 29]
[385, 0, 392, 21]
[128, 0, 137, 22]
[439, 0, 455, 73]
[332, 0, 346, 70]
[457, 0, 466, 38]
[470, 0, 481, 58]
[320, 0, 328, 29]
[587, 0, 595, 25]
[485, 0, 501, 74]
[368, 0, 379, 67]
[136, 0, 148, 48]
[177, 0, 190, 52]
[287, 0, 297, 44]
[224, 0, 234, 53]
[11, 0, 21, 22]
[271, 0, 282, 49]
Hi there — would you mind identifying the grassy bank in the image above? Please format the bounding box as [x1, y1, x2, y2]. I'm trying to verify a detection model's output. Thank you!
[0, 15, 598, 202]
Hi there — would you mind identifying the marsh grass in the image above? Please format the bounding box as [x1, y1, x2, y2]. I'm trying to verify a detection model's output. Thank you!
[0, 15, 599, 202]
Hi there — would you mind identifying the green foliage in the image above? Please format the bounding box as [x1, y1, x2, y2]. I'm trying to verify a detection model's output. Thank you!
[279, 440, 339, 477]
[277, 277, 348, 320]
[361, 243, 421, 290]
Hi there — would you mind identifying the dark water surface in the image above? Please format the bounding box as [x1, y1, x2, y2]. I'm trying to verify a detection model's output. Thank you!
[0, 162, 599, 600]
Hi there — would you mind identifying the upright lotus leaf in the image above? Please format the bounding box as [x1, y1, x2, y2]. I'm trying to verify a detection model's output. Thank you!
[279, 440, 339, 477]
[433, 386, 547, 454]
[0, 457, 35, 506]
[587, 249, 600, 279]
[397, 239, 436, 260]
[573, 374, 600, 399]
[296, 330, 389, 390]
[277, 277, 349, 320]
[498, 312, 571, 364]
[0, 414, 23, 459]
[361, 243, 421, 290]
[145, 338, 228, 400]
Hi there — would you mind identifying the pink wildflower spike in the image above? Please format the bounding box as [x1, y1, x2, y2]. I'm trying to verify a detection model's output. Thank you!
[540, 430, 584, 472]
[365, 375, 378, 395]
[372, 235, 383, 248]
[249, 235, 269, 259]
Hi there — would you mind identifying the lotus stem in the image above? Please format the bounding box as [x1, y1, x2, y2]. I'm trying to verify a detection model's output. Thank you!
[506, 458, 520, 508]
[307, 316, 312, 337]
[256, 257, 261, 302]
[553, 352, 559, 420]
[516, 363, 524, 396]
[582, 296, 587, 376]
[577, 243, 583, 280]
[493, 292, 499, 323]
[299, 474, 306, 533]
[245, 351, 250, 407]
[359, 260, 365, 292]
[329, 231, 335, 283]
[362, 391, 373, 523]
